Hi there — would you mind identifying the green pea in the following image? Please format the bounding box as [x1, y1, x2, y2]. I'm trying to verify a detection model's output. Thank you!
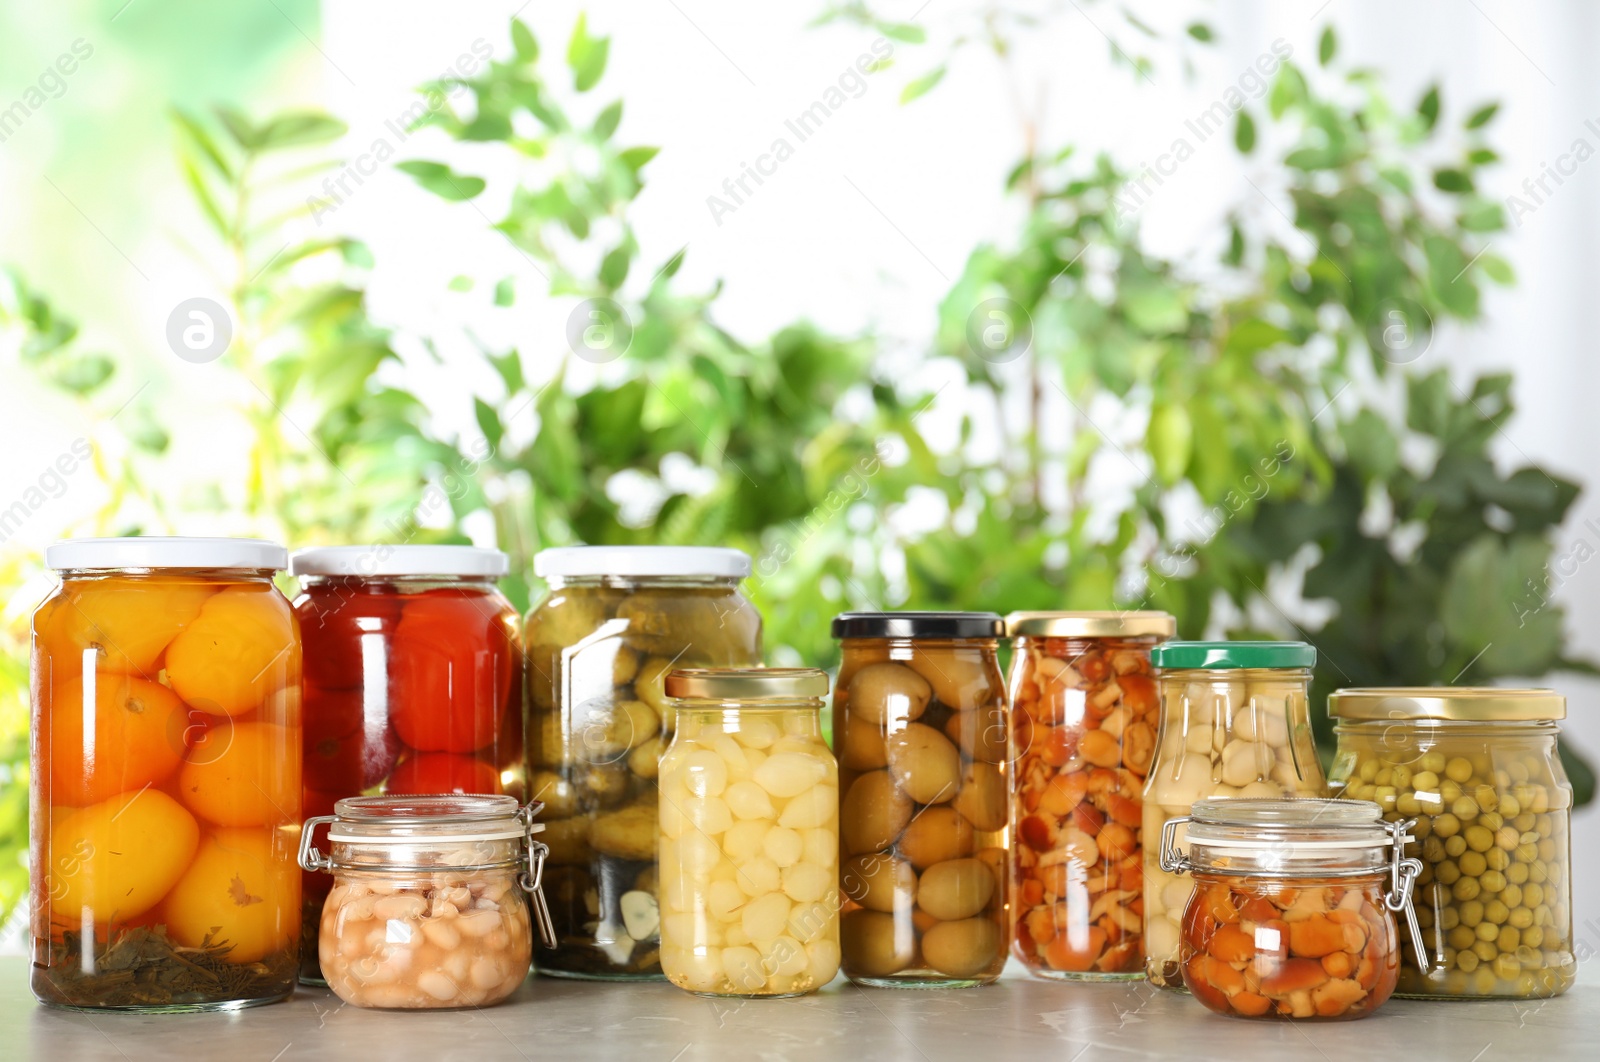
[1445, 835, 1468, 858]
[1484, 900, 1510, 925]
[1448, 925, 1476, 950]
[1416, 905, 1435, 929]
[1445, 757, 1475, 783]
[1398, 794, 1422, 816]
[1452, 796, 1481, 819]
[1475, 921, 1500, 943]
[1474, 784, 1499, 809]
[1411, 770, 1440, 791]
[1479, 870, 1507, 894]
[1452, 876, 1481, 901]
[1529, 862, 1549, 885]
[1440, 780, 1464, 804]
[1376, 767, 1394, 786]
[1500, 884, 1521, 909]
[1472, 968, 1498, 994]
[1495, 827, 1520, 852]
[1507, 862, 1530, 885]
[1508, 761, 1530, 783]
[1514, 812, 1536, 832]
[1392, 765, 1414, 789]
[1420, 750, 1447, 774]
[1515, 841, 1539, 864]
[1538, 839, 1557, 861]
[1522, 924, 1543, 947]
[1435, 813, 1461, 839]
[1439, 905, 1461, 931]
[1359, 758, 1380, 782]
[1498, 926, 1521, 951]
[1436, 860, 1462, 885]
[1487, 848, 1511, 872]
[1499, 794, 1522, 817]
[1472, 939, 1496, 962]
[1422, 837, 1446, 863]
[1478, 811, 1504, 832]
[1494, 954, 1522, 980]
[1524, 883, 1544, 907]
[1457, 900, 1484, 927]
[1456, 950, 1480, 972]
[1458, 851, 1487, 877]
[1376, 786, 1399, 811]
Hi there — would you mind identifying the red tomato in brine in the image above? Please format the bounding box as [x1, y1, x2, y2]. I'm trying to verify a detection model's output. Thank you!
[387, 591, 516, 753]
[386, 752, 502, 795]
[296, 583, 402, 690]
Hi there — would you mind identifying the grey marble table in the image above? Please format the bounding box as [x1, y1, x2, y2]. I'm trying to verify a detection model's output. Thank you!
[3, 957, 1594, 1062]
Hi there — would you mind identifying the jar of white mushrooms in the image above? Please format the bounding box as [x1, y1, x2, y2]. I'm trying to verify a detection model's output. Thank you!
[1141, 642, 1325, 988]
[300, 795, 555, 1009]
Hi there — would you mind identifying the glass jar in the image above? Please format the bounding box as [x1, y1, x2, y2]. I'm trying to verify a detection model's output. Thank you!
[289, 545, 523, 983]
[832, 612, 1009, 988]
[30, 537, 301, 1011]
[1159, 798, 1424, 1021]
[299, 794, 555, 1009]
[657, 668, 841, 997]
[1142, 641, 1324, 987]
[1006, 611, 1174, 981]
[1327, 687, 1575, 999]
[526, 546, 762, 980]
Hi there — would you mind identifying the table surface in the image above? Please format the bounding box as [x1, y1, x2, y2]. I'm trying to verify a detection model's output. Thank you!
[3, 957, 1594, 1062]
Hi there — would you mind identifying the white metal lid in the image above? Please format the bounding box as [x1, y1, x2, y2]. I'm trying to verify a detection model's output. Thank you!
[46, 536, 288, 572]
[534, 545, 752, 579]
[290, 545, 509, 578]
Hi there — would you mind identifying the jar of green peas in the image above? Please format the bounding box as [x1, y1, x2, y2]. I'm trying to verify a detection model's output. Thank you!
[1327, 688, 1574, 999]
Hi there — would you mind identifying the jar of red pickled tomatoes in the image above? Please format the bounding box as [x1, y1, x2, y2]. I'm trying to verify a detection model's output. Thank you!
[289, 545, 523, 983]
[1159, 798, 1429, 1021]
[31, 537, 301, 1011]
[1006, 611, 1173, 980]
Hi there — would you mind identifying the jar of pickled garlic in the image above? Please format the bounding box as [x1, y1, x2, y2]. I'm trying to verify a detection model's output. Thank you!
[832, 612, 1009, 988]
[1006, 610, 1174, 980]
[289, 545, 523, 983]
[1142, 641, 1323, 988]
[1159, 798, 1426, 1021]
[299, 795, 555, 1009]
[526, 547, 762, 979]
[1327, 687, 1575, 999]
[657, 667, 840, 997]
[30, 537, 302, 1011]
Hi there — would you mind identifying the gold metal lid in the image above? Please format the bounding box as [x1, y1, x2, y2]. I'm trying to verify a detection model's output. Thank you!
[1006, 610, 1176, 638]
[1329, 687, 1565, 722]
[665, 667, 830, 700]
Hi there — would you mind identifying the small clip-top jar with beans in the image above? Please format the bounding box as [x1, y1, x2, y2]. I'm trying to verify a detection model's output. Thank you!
[1327, 688, 1574, 999]
[1159, 798, 1426, 1021]
[656, 668, 841, 998]
[833, 612, 1010, 988]
[1142, 641, 1325, 987]
[300, 795, 555, 1009]
[1006, 610, 1174, 981]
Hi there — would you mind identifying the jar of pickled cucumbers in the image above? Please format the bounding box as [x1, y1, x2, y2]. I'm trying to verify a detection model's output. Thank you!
[30, 537, 302, 1011]
[1142, 641, 1323, 988]
[299, 795, 555, 1009]
[1006, 611, 1174, 980]
[657, 668, 841, 997]
[526, 547, 762, 979]
[1158, 798, 1425, 1021]
[1327, 687, 1575, 999]
[289, 545, 523, 983]
[832, 612, 1009, 988]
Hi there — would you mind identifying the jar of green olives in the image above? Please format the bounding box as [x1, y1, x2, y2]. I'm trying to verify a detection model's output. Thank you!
[1328, 688, 1574, 999]
[526, 547, 763, 980]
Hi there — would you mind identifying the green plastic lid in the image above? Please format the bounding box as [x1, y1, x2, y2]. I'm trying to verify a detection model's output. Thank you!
[1149, 640, 1316, 670]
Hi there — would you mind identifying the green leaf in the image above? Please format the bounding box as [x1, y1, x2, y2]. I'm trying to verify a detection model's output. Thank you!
[876, 21, 926, 43]
[494, 277, 515, 306]
[257, 111, 347, 151]
[1147, 402, 1192, 484]
[1440, 534, 1563, 676]
[1341, 409, 1399, 481]
[593, 100, 623, 139]
[51, 353, 115, 394]
[1480, 253, 1515, 285]
[180, 156, 230, 238]
[171, 110, 233, 179]
[1433, 168, 1474, 193]
[1467, 148, 1499, 166]
[1417, 84, 1441, 132]
[567, 13, 611, 92]
[657, 246, 687, 279]
[488, 349, 524, 396]
[618, 145, 660, 174]
[511, 20, 539, 63]
[1186, 22, 1214, 42]
[474, 396, 504, 451]
[599, 247, 631, 290]
[900, 65, 946, 104]
[1318, 25, 1337, 65]
[1234, 109, 1256, 154]
[448, 275, 474, 292]
[395, 160, 487, 200]
[341, 240, 375, 268]
[1465, 102, 1500, 129]
[214, 106, 259, 150]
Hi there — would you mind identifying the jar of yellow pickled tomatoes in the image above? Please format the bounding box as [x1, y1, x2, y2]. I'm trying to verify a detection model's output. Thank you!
[657, 668, 841, 997]
[30, 537, 302, 1011]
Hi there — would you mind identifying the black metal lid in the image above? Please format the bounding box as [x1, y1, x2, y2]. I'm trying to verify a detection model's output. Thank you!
[831, 611, 1005, 640]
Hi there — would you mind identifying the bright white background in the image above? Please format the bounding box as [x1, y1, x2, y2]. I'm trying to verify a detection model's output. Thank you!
[1, 0, 1596, 955]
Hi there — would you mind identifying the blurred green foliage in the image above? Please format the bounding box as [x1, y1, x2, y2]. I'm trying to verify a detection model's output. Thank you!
[1, 9, 1593, 924]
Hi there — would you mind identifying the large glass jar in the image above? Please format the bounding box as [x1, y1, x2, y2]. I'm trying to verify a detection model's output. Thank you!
[832, 612, 1009, 988]
[657, 668, 841, 997]
[299, 795, 555, 1009]
[289, 545, 523, 983]
[1142, 641, 1324, 987]
[1159, 798, 1422, 1021]
[1006, 611, 1174, 980]
[1328, 687, 1574, 999]
[526, 546, 762, 980]
[30, 537, 302, 1011]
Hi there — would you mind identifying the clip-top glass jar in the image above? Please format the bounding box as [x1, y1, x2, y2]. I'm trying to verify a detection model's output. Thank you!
[1142, 641, 1324, 987]
[526, 546, 762, 980]
[1159, 798, 1424, 1021]
[290, 545, 523, 983]
[299, 794, 554, 1009]
[1006, 610, 1174, 980]
[1328, 687, 1574, 999]
[30, 537, 302, 1011]
[657, 668, 841, 998]
[832, 612, 1010, 988]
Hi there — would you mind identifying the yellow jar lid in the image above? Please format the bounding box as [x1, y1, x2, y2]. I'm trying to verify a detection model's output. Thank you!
[1005, 610, 1175, 638]
[665, 667, 830, 700]
[1329, 687, 1565, 722]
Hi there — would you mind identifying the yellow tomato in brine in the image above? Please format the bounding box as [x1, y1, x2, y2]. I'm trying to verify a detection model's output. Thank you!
[177, 721, 300, 827]
[47, 790, 200, 928]
[35, 577, 216, 677]
[45, 674, 187, 805]
[165, 828, 298, 963]
[164, 586, 299, 717]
